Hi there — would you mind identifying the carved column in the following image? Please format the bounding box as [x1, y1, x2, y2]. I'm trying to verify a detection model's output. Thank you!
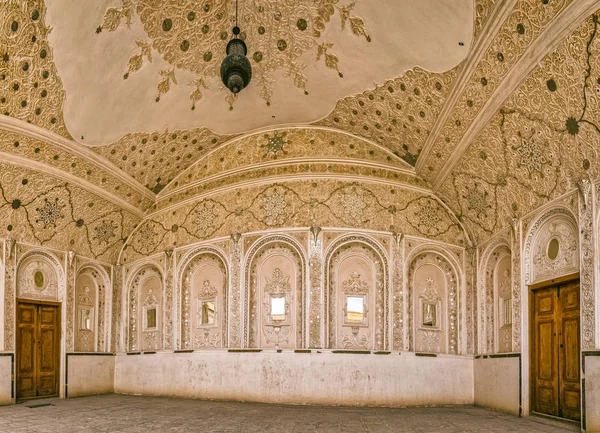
[392, 233, 404, 351]
[229, 233, 243, 348]
[476, 248, 486, 354]
[65, 251, 76, 352]
[465, 247, 476, 355]
[511, 218, 522, 352]
[164, 249, 174, 350]
[3, 239, 16, 351]
[111, 265, 123, 353]
[578, 179, 595, 350]
[308, 226, 322, 348]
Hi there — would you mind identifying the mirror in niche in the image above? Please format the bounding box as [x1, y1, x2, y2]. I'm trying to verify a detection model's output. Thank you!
[270, 296, 286, 321]
[145, 307, 157, 329]
[80, 307, 93, 330]
[343, 294, 368, 327]
[547, 238, 560, 260]
[198, 300, 216, 326]
[422, 303, 437, 327]
[346, 296, 364, 323]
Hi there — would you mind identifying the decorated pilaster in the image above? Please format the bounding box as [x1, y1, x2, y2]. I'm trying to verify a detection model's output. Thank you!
[308, 225, 322, 348]
[66, 251, 76, 352]
[578, 178, 595, 350]
[465, 246, 476, 355]
[392, 231, 404, 351]
[476, 246, 485, 354]
[164, 249, 174, 350]
[3, 239, 16, 351]
[229, 233, 243, 348]
[510, 217, 522, 352]
[111, 265, 123, 353]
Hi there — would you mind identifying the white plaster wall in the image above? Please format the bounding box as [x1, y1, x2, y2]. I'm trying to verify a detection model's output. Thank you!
[67, 355, 114, 398]
[0, 355, 12, 405]
[587, 356, 600, 432]
[474, 356, 520, 416]
[115, 351, 473, 407]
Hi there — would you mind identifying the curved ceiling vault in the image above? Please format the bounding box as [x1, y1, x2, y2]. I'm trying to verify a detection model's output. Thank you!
[1, 0, 599, 263]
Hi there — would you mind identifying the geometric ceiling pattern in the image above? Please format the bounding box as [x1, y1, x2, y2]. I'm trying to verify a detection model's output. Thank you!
[1, 0, 600, 262]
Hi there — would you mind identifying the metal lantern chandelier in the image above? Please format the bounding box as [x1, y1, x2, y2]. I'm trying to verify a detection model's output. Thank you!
[221, 0, 252, 94]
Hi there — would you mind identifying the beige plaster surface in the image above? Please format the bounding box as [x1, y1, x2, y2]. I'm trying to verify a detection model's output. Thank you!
[67, 355, 114, 398]
[0, 355, 11, 406]
[45, 0, 472, 145]
[586, 356, 600, 432]
[114, 351, 474, 407]
[474, 356, 520, 416]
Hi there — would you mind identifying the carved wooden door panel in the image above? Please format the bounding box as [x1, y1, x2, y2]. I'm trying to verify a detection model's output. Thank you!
[16, 302, 60, 399]
[533, 287, 559, 416]
[16, 303, 37, 399]
[558, 282, 580, 421]
[532, 283, 580, 421]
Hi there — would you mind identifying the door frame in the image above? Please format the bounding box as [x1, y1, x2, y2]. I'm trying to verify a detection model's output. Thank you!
[15, 299, 62, 401]
[528, 272, 580, 422]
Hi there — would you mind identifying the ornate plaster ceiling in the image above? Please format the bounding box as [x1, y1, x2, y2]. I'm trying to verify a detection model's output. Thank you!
[437, 9, 600, 242]
[44, 0, 472, 145]
[4, 0, 600, 261]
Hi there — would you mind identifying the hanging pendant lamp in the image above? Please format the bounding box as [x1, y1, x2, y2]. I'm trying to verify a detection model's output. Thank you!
[221, 1, 252, 94]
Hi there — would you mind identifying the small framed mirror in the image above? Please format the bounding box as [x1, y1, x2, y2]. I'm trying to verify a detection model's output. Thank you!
[199, 300, 216, 326]
[346, 296, 364, 323]
[343, 295, 367, 326]
[270, 297, 285, 321]
[422, 303, 437, 327]
[145, 307, 157, 330]
[80, 308, 93, 331]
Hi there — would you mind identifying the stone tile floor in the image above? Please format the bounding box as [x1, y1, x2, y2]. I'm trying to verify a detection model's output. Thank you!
[0, 394, 580, 432]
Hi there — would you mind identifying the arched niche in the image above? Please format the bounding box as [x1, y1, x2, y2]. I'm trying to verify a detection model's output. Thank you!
[16, 251, 64, 302]
[178, 248, 228, 350]
[525, 208, 579, 285]
[245, 236, 306, 349]
[493, 253, 512, 353]
[128, 265, 163, 352]
[407, 249, 459, 354]
[325, 235, 389, 351]
[480, 240, 512, 354]
[75, 265, 110, 352]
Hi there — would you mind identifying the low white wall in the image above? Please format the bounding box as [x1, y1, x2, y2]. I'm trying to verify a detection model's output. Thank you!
[473, 355, 520, 416]
[114, 351, 474, 407]
[0, 354, 12, 405]
[67, 354, 114, 398]
[586, 355, 600, 432]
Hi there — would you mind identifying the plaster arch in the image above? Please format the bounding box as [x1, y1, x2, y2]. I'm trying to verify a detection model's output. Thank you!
[405, 244, 461, 354]
[75, 263, 111, 352]
[16, 250, 65, 302]
[127, 264, 163, 352]
[159, 126, 414, 197]
[478, 238, 511, 354]
[177, 246, 229, 350]
[244, 234, 307, 349]
[324, 233, 390, 351]
[524, 207, 579, 285]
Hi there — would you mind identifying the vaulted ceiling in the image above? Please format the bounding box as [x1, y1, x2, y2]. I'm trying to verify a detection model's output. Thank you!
[1, 0, 599, 262]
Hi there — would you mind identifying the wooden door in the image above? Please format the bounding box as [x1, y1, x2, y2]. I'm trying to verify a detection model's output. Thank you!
[558, 282, 581, 420]
[532, 282, 580, 421]
[16, 302, 60, 399]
